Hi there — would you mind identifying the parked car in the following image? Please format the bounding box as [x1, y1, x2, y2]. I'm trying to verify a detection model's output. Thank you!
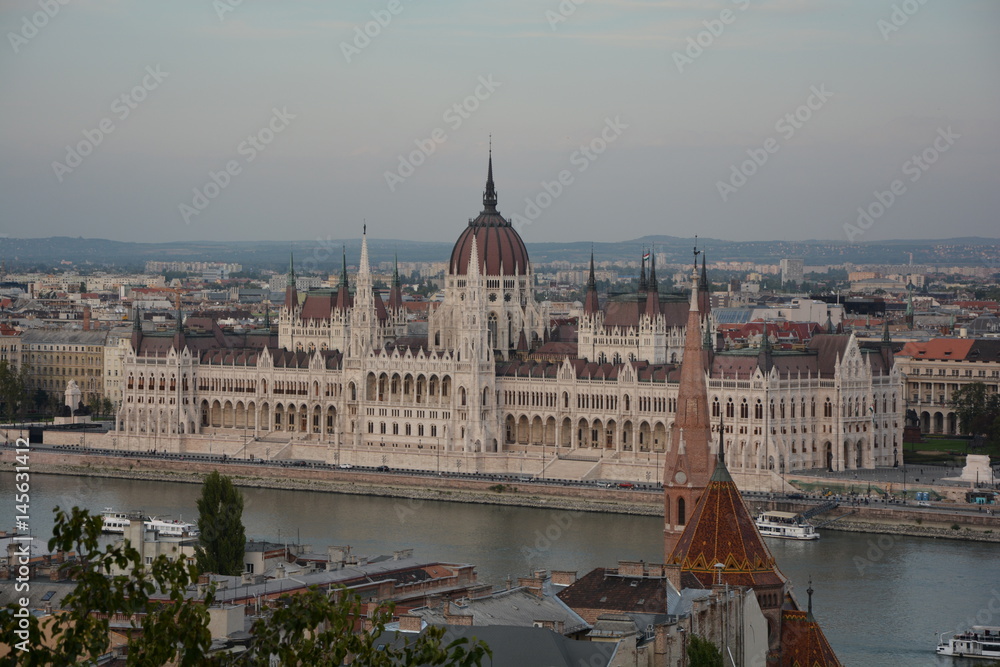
[376, 465, 389, 472]
[338, 463, 353, 469]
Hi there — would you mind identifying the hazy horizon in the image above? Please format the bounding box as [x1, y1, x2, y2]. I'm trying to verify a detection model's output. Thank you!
[2, 1, 997, 246]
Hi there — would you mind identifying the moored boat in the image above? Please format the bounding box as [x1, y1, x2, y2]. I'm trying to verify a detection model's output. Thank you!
[754, 510, 820, 540]
[937, 626, 1000, 660]
[101, 508, 199, 537]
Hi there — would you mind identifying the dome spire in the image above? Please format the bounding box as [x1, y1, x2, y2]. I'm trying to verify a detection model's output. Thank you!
[483, 138, 498, 212]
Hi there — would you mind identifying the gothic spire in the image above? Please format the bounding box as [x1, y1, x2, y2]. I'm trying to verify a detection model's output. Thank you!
[483, 140, 498, 212]
[638, 249, 647, 292]
[584, 247, 600, 316]
[648, 248, 658, 293]
[339, 246, 349, 288]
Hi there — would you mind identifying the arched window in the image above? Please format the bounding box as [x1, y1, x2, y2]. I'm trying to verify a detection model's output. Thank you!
[677, 498, 686, 526]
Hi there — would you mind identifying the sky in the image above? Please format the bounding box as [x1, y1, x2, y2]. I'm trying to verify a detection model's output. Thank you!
[1, 0, 998, 247]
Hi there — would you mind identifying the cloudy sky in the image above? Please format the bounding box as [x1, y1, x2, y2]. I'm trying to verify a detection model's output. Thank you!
[1, 0, 997, 246]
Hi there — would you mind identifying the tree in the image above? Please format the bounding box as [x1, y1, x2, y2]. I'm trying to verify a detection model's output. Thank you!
[195, 471, 247, 576]
[0, 508, 490, 666]
[86, 395, 102, 418]
[0, 360, 27, 421]
[952, 382, 1000, 444]
[687, 633, 723, 667]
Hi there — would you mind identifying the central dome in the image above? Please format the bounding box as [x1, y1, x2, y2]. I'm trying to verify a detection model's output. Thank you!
[448, 153, 530, 276]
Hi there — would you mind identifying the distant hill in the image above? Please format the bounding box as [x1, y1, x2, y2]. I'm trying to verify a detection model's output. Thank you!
[0, 235, 997, 273]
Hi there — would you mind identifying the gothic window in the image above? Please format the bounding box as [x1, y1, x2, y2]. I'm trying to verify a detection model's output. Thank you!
[740, 400, 748, 419]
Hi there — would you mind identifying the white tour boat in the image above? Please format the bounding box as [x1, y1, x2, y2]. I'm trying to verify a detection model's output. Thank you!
[101, 508, 199, 537]
[754, 510, 820, 540]
[937, 626, 1000, 660]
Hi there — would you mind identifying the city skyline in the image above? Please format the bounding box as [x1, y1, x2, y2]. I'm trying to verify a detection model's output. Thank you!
[1, 1, 998, 245]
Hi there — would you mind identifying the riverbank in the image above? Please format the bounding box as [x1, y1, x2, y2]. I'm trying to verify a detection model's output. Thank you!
[8, 450, 1000, 543]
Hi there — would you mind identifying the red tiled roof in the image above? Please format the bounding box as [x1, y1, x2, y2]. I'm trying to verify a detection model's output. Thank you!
[666, 462, 784, 589]
[778, 609, 843, 667]
[896, 338, 975, 361]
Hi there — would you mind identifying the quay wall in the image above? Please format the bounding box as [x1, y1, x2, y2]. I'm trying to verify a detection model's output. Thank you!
[4, 449, 1000, 542]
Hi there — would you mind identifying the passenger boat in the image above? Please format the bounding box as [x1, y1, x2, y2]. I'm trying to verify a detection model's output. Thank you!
[937, 626, 1000, 660]
[754, 510, 819, 540]
[101, 508, 199, 537]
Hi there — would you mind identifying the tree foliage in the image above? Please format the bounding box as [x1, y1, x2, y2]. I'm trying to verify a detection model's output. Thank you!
[0, 507, 213, 666]
[952, 382, 1000, 444]
[195, 471, 246, 576]
[0, 360, 28, 421]
[0, 508, 490, 666]
[687, 633, 724, 667]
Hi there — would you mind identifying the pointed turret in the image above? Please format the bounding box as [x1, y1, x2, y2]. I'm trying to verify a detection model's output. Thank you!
[638, 251, 648, 293]
[358, 226, 371, 280]
[698, 252, 711, 315]
[130, 306, 143, 352]
[584, 247, 600, 316]
[663, 255, 715, 558]
[172, 304, 185, 352]
[644, 250, 660, 317]
[335, 246, 352, 311]
[483, 142, 498, 212]
[758, 321, 774, 374]
[388, 253, 403, 311]
[284, 251, 298, 310]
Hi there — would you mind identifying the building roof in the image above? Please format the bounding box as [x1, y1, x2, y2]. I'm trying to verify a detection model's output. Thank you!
[666, 459, 785, 590]
[21, 330, 108, 346]
[896, 338, 976, 361]
[411, 587, 590, 635]
[375, 625, 617, 667]
[556, 567, 669, 616]
[777, 609, 843, 667]
[449, 153, 530, 277]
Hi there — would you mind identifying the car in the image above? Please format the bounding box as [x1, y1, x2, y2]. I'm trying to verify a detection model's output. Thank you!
[376, 465, 389, 472]
[917, 501, 931, 507]
[617, 482, 635, 489]
[338, 463, 353, 469]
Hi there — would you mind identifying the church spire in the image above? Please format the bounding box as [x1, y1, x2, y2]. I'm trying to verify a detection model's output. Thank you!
[284, 251, 298, 311]
[483, 139, 498, 212]
[389, 252, 403, 311]
[638, 249, 647, 293]
[663, 253, 714, 558]
[585, 247, 600, 316]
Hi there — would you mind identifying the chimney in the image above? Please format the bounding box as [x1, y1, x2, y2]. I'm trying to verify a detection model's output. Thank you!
[550, 570, 577, 586]
[82, 306, 91, 331]
[617, 560, 645, 577]
[445, 613, 474, 626]
[534, 619, 564, 634]
[398, 614, 423, 633]
[664, 564, 682, 592]
[517, 576, 544, 597]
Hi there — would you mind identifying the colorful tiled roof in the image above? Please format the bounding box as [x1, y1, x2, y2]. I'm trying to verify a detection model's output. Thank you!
[666, 459, 784, 589]
[777, 609, 843, 667]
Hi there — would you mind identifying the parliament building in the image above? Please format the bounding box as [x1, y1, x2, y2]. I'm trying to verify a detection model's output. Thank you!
[117, 154, 902, 483]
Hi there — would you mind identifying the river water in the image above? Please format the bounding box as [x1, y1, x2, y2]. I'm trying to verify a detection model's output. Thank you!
[3, 473, 998, 667]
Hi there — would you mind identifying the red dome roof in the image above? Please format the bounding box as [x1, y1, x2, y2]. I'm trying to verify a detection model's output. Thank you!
[448, 154, 530, 277]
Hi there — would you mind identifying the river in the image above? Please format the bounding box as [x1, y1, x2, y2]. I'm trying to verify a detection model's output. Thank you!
[3, 473, 998, 666]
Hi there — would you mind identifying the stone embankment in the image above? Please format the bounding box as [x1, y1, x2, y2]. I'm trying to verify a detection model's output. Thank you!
[8, 450, 1000, 542]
